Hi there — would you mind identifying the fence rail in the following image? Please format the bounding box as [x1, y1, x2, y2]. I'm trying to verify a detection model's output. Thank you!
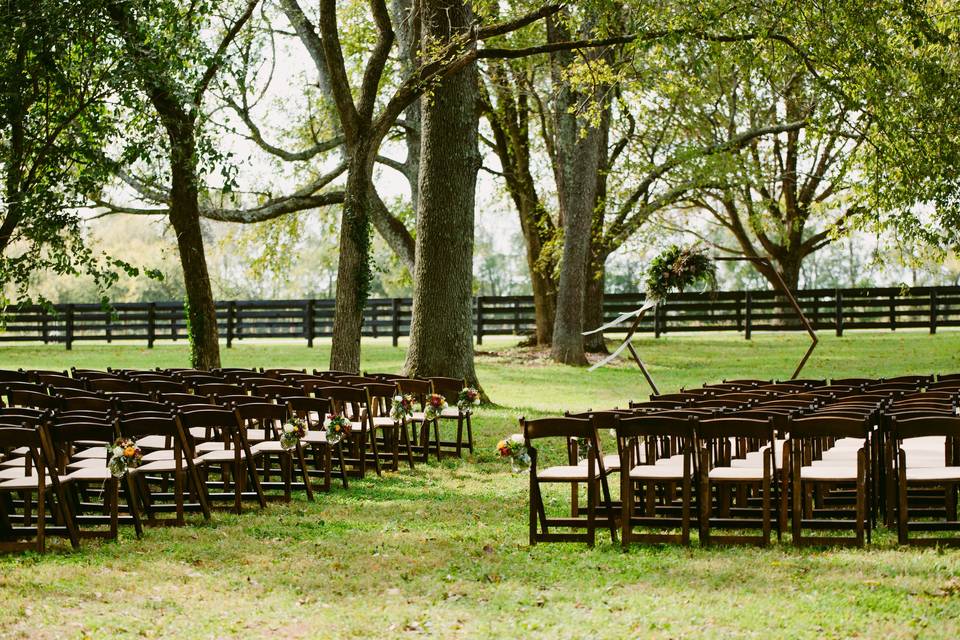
[2, 286, 959, 350]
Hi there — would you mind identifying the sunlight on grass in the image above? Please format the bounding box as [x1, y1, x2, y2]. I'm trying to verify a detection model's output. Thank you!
[1, 331, 959, 638]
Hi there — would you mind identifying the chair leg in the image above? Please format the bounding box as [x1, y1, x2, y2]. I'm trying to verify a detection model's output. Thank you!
[587, 478, 597, 547]
[109, 478, 119, 541]
[124, 474, 144, 539]
[401, 422, 415, 469]
[295, 445, 315, 501]
[681, 474, 691, 546]
[621, 473, 632, 551]
[455, 416, 463, 458]
[336, 444, 349, 489]
[466, 414, 474, 454]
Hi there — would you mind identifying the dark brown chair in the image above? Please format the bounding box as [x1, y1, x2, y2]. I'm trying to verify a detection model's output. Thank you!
[177, 407, 266, 514]
[0, 426, 78, 553]
[118, 414, 211, 527]
[285, 396, 346, 491]
[697, 416, 779, 546]
[522, 416, 615, 547]
[616, 413, 698, 547]
[234, 402, 314, 503]
[788, 414, 871, 547]
[317, 386, 380, 477]
[891, 415, 960, 546]
[428, 376, 474, 457]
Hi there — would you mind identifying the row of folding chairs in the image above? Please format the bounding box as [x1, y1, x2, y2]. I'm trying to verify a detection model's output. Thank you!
[523, 382, 960, 548]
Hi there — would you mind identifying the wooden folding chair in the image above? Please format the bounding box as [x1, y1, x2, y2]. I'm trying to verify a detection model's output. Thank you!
[0, 426, 79, 553]
[697, 416, 779, 546]
[616, 413, 698, 547]
[118, 414, 211, 528]
[891, 415, 960, 546]
[177, 407, 266, 514]
[522, 416, 616, 547]
[235, 402, 314, 502]
[788, 414, 871, 547]
[286, 396, 347, 491]
[428, 376, 474, 457]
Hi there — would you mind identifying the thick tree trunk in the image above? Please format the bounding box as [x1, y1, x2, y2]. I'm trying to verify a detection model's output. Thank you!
[530, 259, 556, 346]
[583, 253, 608, 353]
[168, 133, 220, 369]
[403, 0, 481, 389]
[548, 18, 603, 366]
[330, 145, 375, 372]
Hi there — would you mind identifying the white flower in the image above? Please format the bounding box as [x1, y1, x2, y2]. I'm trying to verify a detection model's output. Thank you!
[112, 446, 123, 457]
[509, 433, 524, 444]
[282, 423, 295, 434]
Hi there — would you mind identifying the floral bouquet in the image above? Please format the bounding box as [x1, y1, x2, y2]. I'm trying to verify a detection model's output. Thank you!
[644, 244, 716, 302]
[325, 414, 352, 446]
[107, 437, 142, 478]
[496, 433, 530, 472]
[390, 394, 415, 423]
[280, 417, 308, 451]
[423, 393, 448, 421]
[456, 387, 481, 413]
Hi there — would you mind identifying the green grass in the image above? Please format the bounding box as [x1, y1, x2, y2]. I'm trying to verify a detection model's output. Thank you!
[2, 332, 960, 638]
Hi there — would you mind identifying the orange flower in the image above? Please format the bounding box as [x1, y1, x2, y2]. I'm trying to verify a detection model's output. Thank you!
[124, 446, 136, 458]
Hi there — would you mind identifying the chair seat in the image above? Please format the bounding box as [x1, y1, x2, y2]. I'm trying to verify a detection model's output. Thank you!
[142, 449, 174, 462]
[538, 465, 607, 481]
[801, 465, 857, 482]
[135, 435, 170, 450]
[67, 458, 110, 470]
[372, 416, 396, 427]
[629, 464, 689, 480]
[195, 441, 230, 453]
[0, 466, 31, 479]
[301, 431, 329, 444]
[902, 436, 947, 451]
[73, 447, 108, 460]
[578, 453, 621, 472]
[64, 466, 112, 482]
[0, 474, 49, 490]
[245, 429, 268, 442]
[438, 408, 462, 419]
[708, 466, 766, 481]
[0, 457, 26, 469]
[196, 449, 249, 463]
[131, 459, 181, 474]
[252, 440, 291, 453]
[905, 466, 960, 482]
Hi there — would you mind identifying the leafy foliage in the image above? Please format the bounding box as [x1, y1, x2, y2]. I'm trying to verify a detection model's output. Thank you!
[644, 244, 716, 300]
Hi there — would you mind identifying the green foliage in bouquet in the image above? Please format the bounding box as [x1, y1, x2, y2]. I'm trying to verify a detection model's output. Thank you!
[644, 245, 717, 301]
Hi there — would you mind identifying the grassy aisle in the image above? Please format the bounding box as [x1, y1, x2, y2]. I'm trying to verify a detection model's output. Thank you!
[0, 332, 959, 638]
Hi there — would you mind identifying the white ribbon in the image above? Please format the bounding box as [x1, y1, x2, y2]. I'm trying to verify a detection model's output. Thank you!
[582, 298, 658, 336]
[585, 298, 659, 372]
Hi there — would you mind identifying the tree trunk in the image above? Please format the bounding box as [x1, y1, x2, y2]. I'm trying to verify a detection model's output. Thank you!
[583, 252, 608, 353]
[548, 17, 603, 366]
[330, 144, 375, 372]
[167, 132, 221, 369]
[403, 0, 481, 389]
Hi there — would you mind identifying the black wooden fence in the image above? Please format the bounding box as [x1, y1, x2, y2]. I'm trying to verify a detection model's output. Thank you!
[2, 286, 958, 350]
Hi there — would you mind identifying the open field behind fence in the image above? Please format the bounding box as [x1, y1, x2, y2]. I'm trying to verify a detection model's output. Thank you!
[3, 285, 960, 349]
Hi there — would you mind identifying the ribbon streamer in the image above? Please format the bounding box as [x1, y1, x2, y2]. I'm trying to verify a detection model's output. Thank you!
[581, 298, 657, 336]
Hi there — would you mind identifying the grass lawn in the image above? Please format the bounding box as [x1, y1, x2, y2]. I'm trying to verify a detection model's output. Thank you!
[1, 331, 960, 638]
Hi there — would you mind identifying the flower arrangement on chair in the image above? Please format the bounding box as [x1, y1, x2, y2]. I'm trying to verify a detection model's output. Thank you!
[496, 433, 530, 472]
[280, 417, 308, 451]
[390, 394, 415, 423]
[456, 387, 481, 413]
[325, 414, 352, 445]
[423, 393, 448, 421]
[107, 437, 143, 478]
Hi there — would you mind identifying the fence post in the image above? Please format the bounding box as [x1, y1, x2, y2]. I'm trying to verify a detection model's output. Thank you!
[306, 299, 316, 347]
[171, 315, 177, 341]
[653, 300, 661, 338]
[889, 293, 896, 331]
[930, 289, 938, 334]
[226, 301, 236, 348]
[41, 307, 49, 344]
[735, 292, 743, 332]
[744, 292, 752, 340]
[391, 298, 400, 347]
[512, 298, 520, 335]
[371, 301, 379, 339]
[835, 289, 843, 337]
[65, 304, 75, 351]
[147, 302, 156, 348]
[105, 310, 112, 344]
[476, 296, 484, 345]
